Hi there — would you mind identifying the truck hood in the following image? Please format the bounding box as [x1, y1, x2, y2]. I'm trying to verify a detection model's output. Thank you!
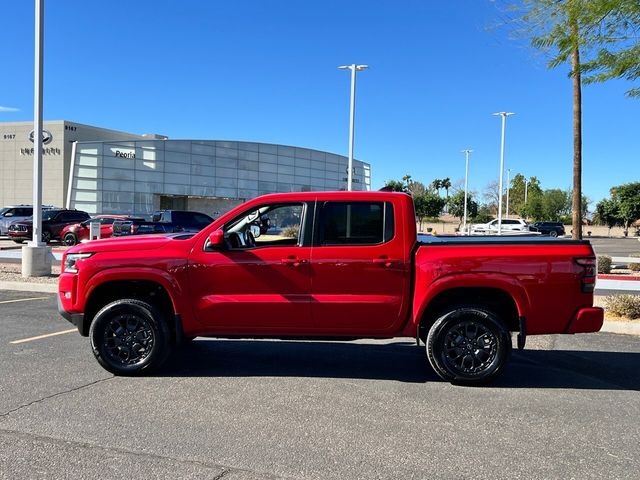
[67, 234, 177, 254]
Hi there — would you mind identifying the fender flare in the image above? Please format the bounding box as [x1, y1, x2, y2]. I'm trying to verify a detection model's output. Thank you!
[408, 272, 532, 336]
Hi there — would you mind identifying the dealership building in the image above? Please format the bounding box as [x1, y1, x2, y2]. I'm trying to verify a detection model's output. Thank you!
[0, 120, 372, 218]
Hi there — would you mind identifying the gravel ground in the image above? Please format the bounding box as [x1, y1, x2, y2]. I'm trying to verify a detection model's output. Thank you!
[0, 263, 60, 283]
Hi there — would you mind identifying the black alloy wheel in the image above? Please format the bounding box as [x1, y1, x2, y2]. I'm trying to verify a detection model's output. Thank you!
[426, 306, 511, 386]
[63, 232, 77, 246]
[41, 230, 51, 244]
[549, 230, 558, 238]
[90, 299, 171, 375]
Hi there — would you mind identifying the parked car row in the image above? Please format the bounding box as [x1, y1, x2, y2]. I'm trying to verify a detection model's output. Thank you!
[470, 219, 566, 236]
[1, 205, 215, 245]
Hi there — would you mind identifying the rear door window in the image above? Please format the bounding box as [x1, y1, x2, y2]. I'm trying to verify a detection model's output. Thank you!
[318, 202, 394, 246]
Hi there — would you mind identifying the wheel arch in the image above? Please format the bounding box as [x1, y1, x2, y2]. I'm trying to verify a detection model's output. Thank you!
[82, 280, 177, 340]
[416, 286, 522, 342]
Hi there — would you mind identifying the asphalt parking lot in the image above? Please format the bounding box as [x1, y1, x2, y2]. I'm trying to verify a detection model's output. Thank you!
[1, 290, 639, 479]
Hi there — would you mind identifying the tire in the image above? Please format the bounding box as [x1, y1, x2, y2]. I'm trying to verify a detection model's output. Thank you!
[41, 230, 51, 244]
[63, 232, 77, 246]
[89, 299, 171, 376]
[549, 231, 558, 238]
[426, 306, 512, 386]
[13, 240, 24, 244]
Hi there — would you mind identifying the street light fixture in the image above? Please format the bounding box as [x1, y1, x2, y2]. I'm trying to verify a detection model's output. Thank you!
[492, 112, 515, 235]
[338, 64, 368, 191]
[461, 149, 472, 235]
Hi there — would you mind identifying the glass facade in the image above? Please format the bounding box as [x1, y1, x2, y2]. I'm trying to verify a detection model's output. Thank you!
[69, 140, 371, 216]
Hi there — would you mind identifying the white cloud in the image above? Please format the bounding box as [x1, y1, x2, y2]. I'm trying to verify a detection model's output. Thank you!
[0, 106, 20, 112]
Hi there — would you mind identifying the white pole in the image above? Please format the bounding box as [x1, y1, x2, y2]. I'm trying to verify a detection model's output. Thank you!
[462, 149, 472, 234]
[32, 0, 44, 247]
[506, 168, 511, 219]
[493, 112, 514, 235]
[524, 178, 528, 204]
[347, 64, 356, 191]
[339, 64, 367, 191]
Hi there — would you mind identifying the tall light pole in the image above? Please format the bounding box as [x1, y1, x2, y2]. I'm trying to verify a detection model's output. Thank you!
[506, 168, 511, 219]
[338, 64, 368, 191]
[23, 0, 50, 277]
[524, 177, 529, 204]
[492, 112, 515, 235]
[462, 149, 472, 234]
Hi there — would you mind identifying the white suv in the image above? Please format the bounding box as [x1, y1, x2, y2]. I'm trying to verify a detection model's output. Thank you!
[471, 218, 529, 234]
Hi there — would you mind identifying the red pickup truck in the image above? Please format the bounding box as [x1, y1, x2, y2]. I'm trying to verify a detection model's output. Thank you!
[58, 191, 603, 385]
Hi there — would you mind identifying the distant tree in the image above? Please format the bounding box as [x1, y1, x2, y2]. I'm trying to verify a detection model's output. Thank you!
[509, 174, 543, 217]
[513, 0, 640, 238]
[611, 182, 640, 235]
[431, 179, 443, 196]
[383, 179, 407, 193]
[595, 198, 621, 236]
[541, 189, 571, 221]
[447, 191, 479, 229]
[414, 191, 446, 230]
[441, 177, 452, 199]
[482, 180, 500, 215]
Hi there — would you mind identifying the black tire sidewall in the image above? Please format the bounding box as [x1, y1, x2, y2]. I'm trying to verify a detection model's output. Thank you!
[427, 306, 511, 386]
[89, 299, 170, 376]
[64, 232, 77, 246]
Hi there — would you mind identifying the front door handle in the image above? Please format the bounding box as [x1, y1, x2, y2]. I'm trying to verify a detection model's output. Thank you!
[282, 256, 307, 267]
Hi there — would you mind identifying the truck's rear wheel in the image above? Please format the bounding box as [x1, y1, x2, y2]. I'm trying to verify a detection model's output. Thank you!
[89, 299, 171, 376]
[426, 306, 511, 386]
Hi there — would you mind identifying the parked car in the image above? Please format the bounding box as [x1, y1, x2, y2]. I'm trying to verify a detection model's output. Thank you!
[111, 210, 214, 237]
[471, 218, 529, 233]
[529, 221, 566, 237]
[9, 209, 90, 244]
[112, 218, 173, 237]
[151, 210, 214, 232]
[58, 191, 603, 385]
[60, 215, 143, 246]
[0, 205, 54, 235]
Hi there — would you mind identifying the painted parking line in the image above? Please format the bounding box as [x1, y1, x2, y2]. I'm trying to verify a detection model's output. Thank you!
[0, 296, 51, 305]
[10, 328, 77, 345]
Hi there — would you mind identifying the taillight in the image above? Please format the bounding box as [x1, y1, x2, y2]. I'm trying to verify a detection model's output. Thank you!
[575, 257, 596, 293]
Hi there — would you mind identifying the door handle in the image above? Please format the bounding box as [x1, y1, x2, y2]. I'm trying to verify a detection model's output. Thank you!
[372, 257, 395, 267]
[281, 257, 307, 267]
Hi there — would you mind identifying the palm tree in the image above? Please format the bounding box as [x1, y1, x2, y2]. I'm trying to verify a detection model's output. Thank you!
[441, 177, 452, 200]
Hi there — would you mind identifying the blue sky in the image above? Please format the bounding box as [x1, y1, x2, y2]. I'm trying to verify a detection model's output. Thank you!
[0, 0, 637, 207]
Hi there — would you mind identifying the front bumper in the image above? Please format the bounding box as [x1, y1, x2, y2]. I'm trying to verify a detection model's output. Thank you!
[566, 307, 604, 334]
[57, 293, 85, 335]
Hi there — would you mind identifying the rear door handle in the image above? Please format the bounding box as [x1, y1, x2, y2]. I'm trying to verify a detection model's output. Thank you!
[372, 257, 395, 267]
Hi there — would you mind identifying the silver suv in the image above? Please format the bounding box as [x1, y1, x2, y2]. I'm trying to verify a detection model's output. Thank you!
[0, 205, 54, 235]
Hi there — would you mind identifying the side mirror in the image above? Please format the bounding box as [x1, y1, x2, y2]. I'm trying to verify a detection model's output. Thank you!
[207, 229, 225, 248]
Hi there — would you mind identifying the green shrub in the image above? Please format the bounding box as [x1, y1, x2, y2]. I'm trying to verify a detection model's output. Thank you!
[604, 295, 640, 320]
[597, 255, 612, 274]
[282, 224, 300, 238]
[629, 253, 640, 272]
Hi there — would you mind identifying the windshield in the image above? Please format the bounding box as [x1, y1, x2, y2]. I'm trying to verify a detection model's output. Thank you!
[0, 208, 8, 216]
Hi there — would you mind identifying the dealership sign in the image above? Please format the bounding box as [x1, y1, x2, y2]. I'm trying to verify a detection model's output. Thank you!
[28, 129, 53, 145]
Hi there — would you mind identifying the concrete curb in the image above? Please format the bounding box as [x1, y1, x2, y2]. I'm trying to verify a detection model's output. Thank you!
[0, 281, 57, 293]
[601, 320, 640, 336]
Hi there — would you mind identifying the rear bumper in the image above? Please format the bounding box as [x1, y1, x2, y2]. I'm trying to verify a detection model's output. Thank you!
[57, 293, 85, 335]
[566, 307, 604, 334]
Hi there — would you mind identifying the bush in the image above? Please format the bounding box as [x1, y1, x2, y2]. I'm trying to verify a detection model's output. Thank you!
[604, 295, 640, 319]
[629, 253, 640, 272]
[282, 224, 300, 238]
[597, 255, 612, 274]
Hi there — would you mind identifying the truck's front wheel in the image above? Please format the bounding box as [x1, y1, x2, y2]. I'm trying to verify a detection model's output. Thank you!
[426, 306, 511, 386]
[89, 299, 171, 376]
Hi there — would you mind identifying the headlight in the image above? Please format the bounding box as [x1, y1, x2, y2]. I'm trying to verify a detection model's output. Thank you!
[64, 253, 93, 273]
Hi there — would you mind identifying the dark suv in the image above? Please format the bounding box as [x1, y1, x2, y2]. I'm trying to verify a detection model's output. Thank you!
[530, 221, 566, 237]
[8, 209, 91, 244]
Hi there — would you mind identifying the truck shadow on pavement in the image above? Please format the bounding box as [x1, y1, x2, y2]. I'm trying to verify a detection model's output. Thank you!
[159, 339, 640, 391]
